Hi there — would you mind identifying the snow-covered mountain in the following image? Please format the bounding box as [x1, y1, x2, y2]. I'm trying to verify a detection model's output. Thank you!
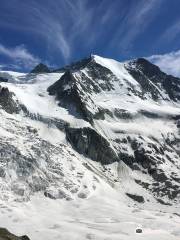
[0, 55, 180, 240]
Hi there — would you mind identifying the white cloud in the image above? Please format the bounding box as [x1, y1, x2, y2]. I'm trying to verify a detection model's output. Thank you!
[0, 43, 40, 70]
[148, 50, 180, 77]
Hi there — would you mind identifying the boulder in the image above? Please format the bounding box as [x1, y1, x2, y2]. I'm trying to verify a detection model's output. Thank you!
[136, 228, 142, 233]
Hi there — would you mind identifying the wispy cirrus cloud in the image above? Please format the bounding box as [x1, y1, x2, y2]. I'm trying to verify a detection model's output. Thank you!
[0, 43, 40, 70]
[0, 0, 113, 63]
[148, 50, 180, 77]
[159, 19, 180, 44]
[110, 0, 163, 52]
[0, 0, 104, 63]
[0, 0, 177, 71]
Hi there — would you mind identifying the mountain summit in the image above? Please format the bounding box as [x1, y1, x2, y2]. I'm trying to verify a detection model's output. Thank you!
[30, 63, 50, 73]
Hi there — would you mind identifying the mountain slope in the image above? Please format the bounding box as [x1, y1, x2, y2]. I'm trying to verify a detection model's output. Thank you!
[47, 55, 180, 203]
[0, 55, 179, 239]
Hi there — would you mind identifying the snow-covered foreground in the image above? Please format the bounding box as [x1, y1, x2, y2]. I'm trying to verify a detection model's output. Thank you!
[0, 191, 180, 240]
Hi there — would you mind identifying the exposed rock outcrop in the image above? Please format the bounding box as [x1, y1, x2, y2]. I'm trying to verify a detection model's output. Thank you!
[48, 70, 94, 122]
[126, 58, 180, 101]
[0, 77, 8, 82]
[0, 228, 30, 240]
[126, 193, 145, 203]
[0, 86, 20, 114]
[53, 56, 93, 72]
[48, 58, 119, 122]
[66, 127, 119, 164]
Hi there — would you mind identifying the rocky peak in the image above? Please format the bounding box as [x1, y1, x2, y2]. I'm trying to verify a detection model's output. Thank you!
[48, 70, 96, 122]
[53, 55, 94, 72]
[126, 57, 165, 81]
[134, 58, 161, 72]
[48, 70, 74, 95]
[30, 63, 50, 74]
[47, 58, 119, 122]
[126, 57, 180, 101]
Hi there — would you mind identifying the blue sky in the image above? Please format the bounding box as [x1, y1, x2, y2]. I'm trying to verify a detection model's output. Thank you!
[0, 0, 180, 75]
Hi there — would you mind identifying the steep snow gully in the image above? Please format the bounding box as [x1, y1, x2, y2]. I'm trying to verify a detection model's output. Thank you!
[0, 55, 180, 240]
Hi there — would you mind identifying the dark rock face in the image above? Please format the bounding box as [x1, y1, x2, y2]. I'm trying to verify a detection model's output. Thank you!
[48, 59, 118, 122]
[0, 77, 8, 82]
[83, 60, 116, 92]
[156, 198, 172, 206]
[126, 193, 145, 203]
[53, 56, 92, 72]
[0, 86, 20, 114]
[133, 58, 162, 78]
[48, 70, 94, 122]
[0, 228, 30, 240]
[112, 132, 180, 202]
[126, 58, 180, 101]
[30, 63, 50, 74]
[66, 127, 119, 164]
